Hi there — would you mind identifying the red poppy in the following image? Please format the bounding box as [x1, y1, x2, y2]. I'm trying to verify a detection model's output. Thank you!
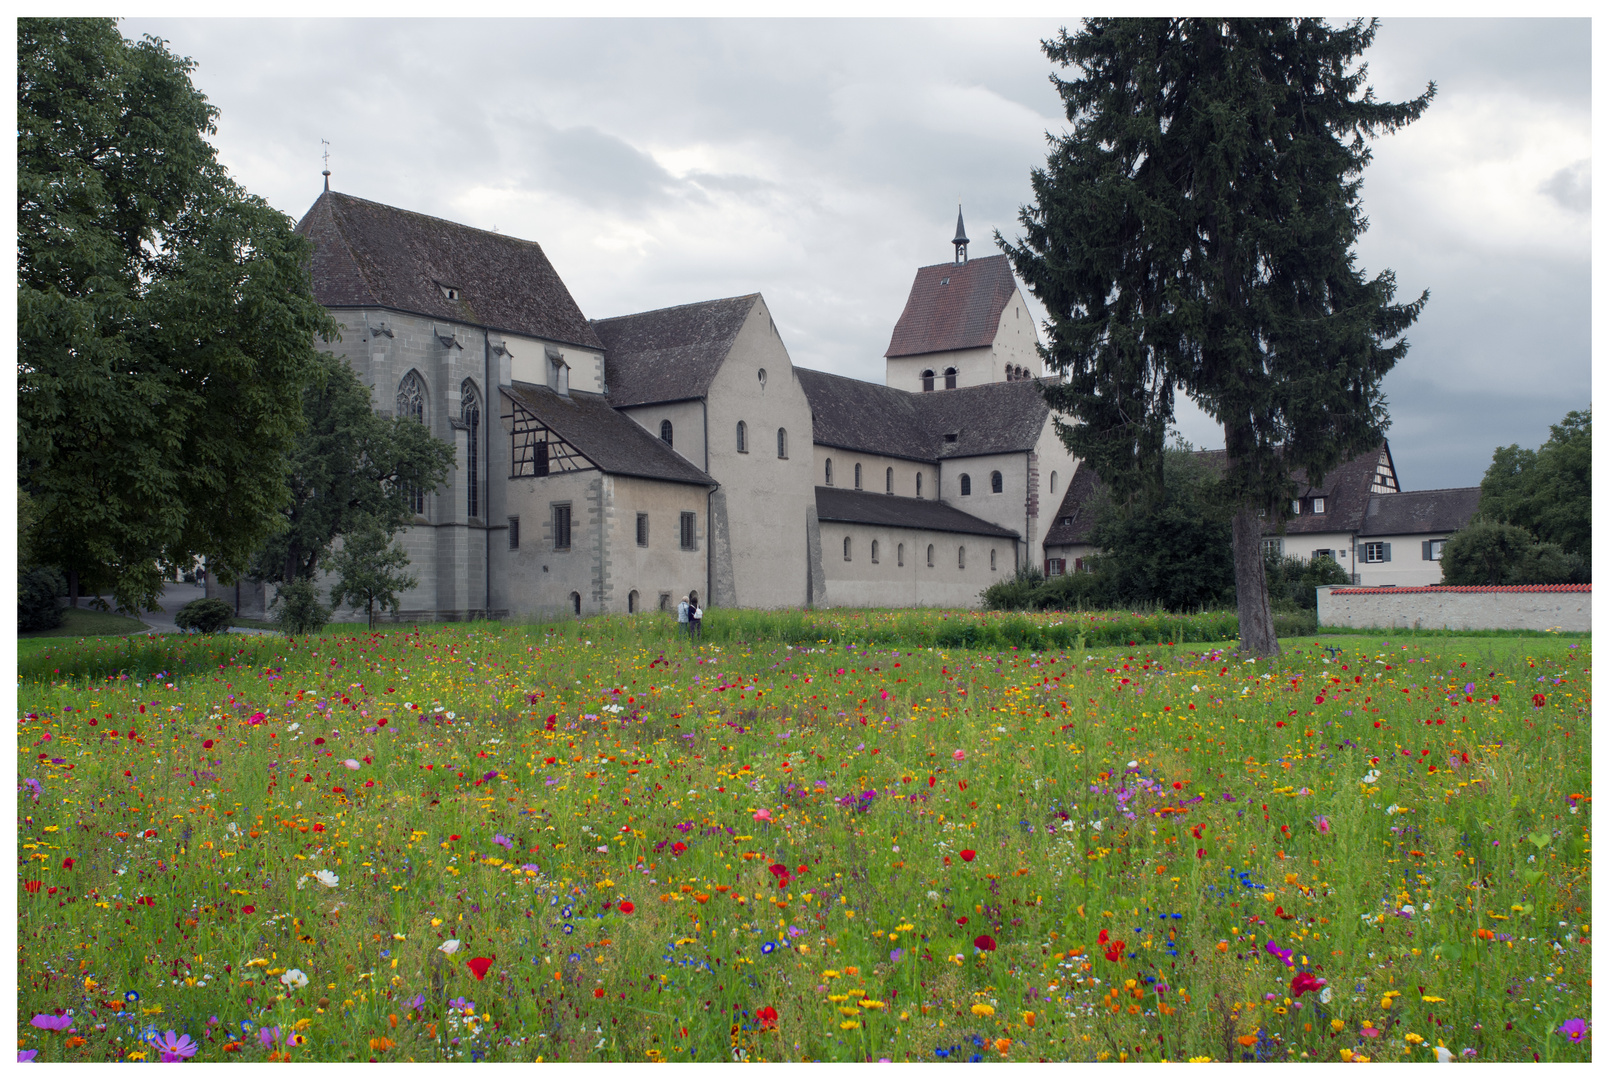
[449, 835, 461, 842]
[973, 934, 997, 951]
[956, 916, 968, 925]
[314, 737, 326, 745]
[672, 842, 687, 854]
[959, 849, 976, 862]
[466, 956, 493, 980]
[1098, 928, 1109, 945]
[618, 901, 635, 915]
[62, 858, 74, 870]
[202, 739, 215, 749]
[756, 1006, 779, 1030]
[241, 905, 256, 915]
[1533, 693, 1547, 708]
[1104, 940, 1126, 962]
[24, 880, 42, 894]
[593, 988, 606, 998]
[1291, 972, 1324, 997]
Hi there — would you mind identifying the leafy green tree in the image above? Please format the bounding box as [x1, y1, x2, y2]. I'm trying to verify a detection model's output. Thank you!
[1002, 18, 1433, 655]
[1440, 520, 1586, 586]
[18, 18, 335, 614]
[1086, 446, 1237, 611]
[328, 521, 419, 629]
[1477, 409, 1590, 557]
[271, 579, 331, 636]
[247, 354, 453, 586]
[1264, 553, 1351, 611]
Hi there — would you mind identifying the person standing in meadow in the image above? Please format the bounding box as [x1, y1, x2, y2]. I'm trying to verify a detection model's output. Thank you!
[691, 598, 703, 641]
[677, 595, 691, 638]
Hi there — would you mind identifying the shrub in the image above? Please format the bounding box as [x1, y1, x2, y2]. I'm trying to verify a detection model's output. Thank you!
[272, 579, 331, 635]
[18, 565, 66, 632]
[1265, 553, 1351, 611]
[174, 597, 235, 634]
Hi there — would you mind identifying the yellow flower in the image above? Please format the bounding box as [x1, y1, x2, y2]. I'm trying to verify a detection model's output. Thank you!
[1188, 1056, 1213, 1063]
[839, 1020, 860, 1030]
[970, 1003, 995, 1018]
[1421, 996, 1446, 1003]
[1331, 1019, 1345, 1032]
[1405, 1032, 1424, 1045]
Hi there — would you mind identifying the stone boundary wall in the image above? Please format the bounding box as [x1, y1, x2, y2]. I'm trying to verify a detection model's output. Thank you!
[1317, 584, 1590, 632]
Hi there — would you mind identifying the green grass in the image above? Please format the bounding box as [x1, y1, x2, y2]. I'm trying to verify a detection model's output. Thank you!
[17, 620, 1590, 1063]
[18, 606, 152, 639]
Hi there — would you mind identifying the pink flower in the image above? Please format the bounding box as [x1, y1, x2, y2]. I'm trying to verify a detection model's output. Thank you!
[30, 1015, 73, 1032]
[150, 1030, 198, 1061]
[753, 809, 772, 822]
[248, 712, 265, 725]
[1558, 1018, 1587, 1042]
[952, 750, 966, 762]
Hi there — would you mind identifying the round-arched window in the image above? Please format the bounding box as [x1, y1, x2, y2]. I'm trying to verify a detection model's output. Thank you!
[959, 474, 971, 496]
[885, 467, 893, 493]
[1050, 470, 1058, 494]
[854, 463, 862, 489]
[926, 544, 934, 568]
[871, 539, 879, 563]
[990, 549, 997, 572]
[958, 545, 966, 569]
[736, 420, 748, 453]
[777, 428, 787, 459]
[944, 367, 957, 390]
[897, 543, 905, 567]
[659, 419, 673, 446]
[570, 591, 581, 616]
[991, 471, 1003, 494]
[916, 472, 923, 498]
[921, 369, 935, 393]
[843, 536, 852, 562]
[825, 458, 833, 486]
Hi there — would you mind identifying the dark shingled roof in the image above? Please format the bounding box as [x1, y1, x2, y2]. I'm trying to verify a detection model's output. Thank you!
[1042, 463, 1107, 547]
[814, 487, 1019, 539]
[796, 368, 1051, 461]
[913, 380, 1051, 458]
[1359, 487, 1481, 537]
[296, 191, 603, 350]
[501, 382, 715, 488]
[592, 295, 759, 407]
[796, 368, 935, 461]
[1280, 444, 1393, 536]
[885, 254, 1018, 358]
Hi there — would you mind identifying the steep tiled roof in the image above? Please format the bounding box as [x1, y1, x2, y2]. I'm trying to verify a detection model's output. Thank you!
[796, 368, 939, 461]
[815, 486, 1019, 538]
[296, 191, 603, 349]
[1358, 487, 1481, 537]
[1330, 585, 1589, 594]
[1278, 444, 1389, 536]
[914, 380, 1051, 458]
[592, 295, 759, 407]
[501, 382, 715, 487]
[1042, 463, 1107, 547]
[885, 254, 1018, 358]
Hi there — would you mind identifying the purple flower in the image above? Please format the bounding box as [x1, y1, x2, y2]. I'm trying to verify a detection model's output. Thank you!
[29, 1015, 73, 1032]
[1263, 940, 1294, 967]
[23, 778, 42, 799]
[150, 1030, 198, 1061]
[492, 833, 514, 850]
[1558, 1018, 1588, 1042]
[407, 993, 426, 1011]
[19, 1050, 39, 1062]
[258, 1025, 280, 1048]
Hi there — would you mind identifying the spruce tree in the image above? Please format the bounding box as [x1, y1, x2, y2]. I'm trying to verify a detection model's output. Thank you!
[1003, 18, 1433, 655]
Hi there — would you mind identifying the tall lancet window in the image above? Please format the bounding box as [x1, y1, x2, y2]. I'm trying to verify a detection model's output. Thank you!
[397, 371, 427, 515]
[462, 380, 481, 519]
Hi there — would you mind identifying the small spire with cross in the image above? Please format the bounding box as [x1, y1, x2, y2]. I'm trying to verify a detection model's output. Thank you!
[321, 139, 331, 192]
[953, 201, 969, 264]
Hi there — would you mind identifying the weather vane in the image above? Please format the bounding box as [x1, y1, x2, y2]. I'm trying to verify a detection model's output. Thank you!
[322, 139, 331, 192]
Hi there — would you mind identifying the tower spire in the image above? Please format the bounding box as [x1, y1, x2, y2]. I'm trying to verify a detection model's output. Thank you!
[321, 139, 331, 192]
[952, 203, 969, 264]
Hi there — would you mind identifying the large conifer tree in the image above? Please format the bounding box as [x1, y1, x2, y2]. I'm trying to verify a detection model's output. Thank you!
[1003, 18, 1433, 655]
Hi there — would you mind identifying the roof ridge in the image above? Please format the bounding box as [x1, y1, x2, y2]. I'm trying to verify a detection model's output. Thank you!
[325, 190, 549, 251]
[912, 252, 1010, 273]
[591, 293, 760, 326]
[1381, 485, 1483, 495]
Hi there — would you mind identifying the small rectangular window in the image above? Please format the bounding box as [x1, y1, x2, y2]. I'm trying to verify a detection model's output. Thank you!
[1425, 539, 1445, 561]
[1045, 558, 1065, 577]
[1261, 538, 1283, 558]
[1311, 497, 1326, 514]
[553, 504, 571, 551]
[680, 511, 696, 551]
[636, 513, 649, 547]
[508, 516, 520, 550]
[1291, 500, 1301, 515]
[1363, 541, 1389, 563]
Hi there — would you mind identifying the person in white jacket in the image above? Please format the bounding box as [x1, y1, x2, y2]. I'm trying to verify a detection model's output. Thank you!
[676, 595, 691, 638]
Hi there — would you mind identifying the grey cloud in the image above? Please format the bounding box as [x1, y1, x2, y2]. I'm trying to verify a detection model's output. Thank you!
[1540, 160, 1590, 214]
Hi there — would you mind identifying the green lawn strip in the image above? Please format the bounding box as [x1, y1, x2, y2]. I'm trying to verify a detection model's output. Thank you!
[18, 606, 151, 639]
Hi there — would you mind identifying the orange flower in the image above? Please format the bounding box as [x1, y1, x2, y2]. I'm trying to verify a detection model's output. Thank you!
[65, 1036, 86, 1049]
[994, 1038, 1012, 1055]
[1238, 1035, 1259, 1047]
[1023, 1011, 1037, 1029]
[221, 1041, 242, 1053]
[369, 1036, 395, 1053]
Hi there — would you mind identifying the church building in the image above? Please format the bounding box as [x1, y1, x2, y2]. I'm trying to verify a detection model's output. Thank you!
[261, 191, 1082, 619]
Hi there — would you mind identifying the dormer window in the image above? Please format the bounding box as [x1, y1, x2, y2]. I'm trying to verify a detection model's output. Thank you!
[1312, 497, 1325, 514]
[437, 282, 462, 301]
[943, 432, 958, 444]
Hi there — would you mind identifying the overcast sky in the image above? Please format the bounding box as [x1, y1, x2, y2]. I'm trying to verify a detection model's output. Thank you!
[118, 16, 1591, 491]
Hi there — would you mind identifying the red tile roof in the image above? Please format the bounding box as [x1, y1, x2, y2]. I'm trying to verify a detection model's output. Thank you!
[1330, 585, 1590, 594]
[884, 254, 1018, 358]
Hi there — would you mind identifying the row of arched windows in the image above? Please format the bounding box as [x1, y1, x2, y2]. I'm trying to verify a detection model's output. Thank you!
[920, 367, 958, 392]
[823, 458, 924, 498]
[1004, 364, 1033, 381]
[956, 471, 1004, 497]
[657, 419, 788, 459]
[396, 370, 482, 520]
[843, 537, 997, 572]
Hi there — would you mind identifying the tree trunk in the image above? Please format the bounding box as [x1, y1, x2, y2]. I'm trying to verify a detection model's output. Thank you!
[1231, 506, 1281, 657]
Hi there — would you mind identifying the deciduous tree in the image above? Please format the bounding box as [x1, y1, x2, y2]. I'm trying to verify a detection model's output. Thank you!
[1476, 409, 1590, 558]
[1003, 18, 1433, 655]
[18, 18, 335, 613]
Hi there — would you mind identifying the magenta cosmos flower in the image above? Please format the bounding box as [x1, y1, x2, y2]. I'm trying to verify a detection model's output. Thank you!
[1557, 1018, 1587, 1042]
[150, 1030, 198, 1061]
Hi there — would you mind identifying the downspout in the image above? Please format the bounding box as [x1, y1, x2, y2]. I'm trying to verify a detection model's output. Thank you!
[1024, 450, 1031, 575]
[703, 399, 712, 607]
[485, 330, 492, 619]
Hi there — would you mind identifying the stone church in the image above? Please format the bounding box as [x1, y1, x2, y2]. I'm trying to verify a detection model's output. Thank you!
[221, 192, 1085, 620]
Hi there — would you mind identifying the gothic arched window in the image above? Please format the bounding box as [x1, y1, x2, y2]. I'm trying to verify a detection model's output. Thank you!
[736, 420, 748, 453]
[397, 371, 427, 515]
[921, 369, 935, 393]
[944, 367, 957, 390]
[660, 419, 673, 447]
[959, 474, 971, 497]
[462, 380, 481, 519]
[990, 471, 1003, 494]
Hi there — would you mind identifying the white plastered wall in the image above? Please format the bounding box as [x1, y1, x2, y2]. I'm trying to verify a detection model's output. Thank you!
[814, 446, 935, 500]
[821, 522, 1012, 609]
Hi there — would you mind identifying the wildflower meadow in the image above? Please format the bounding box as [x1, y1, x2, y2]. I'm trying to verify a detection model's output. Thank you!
[16, 612, 1591, 1062]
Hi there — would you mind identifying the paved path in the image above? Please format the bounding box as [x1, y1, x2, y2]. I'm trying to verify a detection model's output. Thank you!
[129, 582, 278, 636]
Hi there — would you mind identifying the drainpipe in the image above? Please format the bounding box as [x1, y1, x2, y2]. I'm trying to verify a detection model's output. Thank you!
[1025, 450, 1031, 574]
[703, 399, 712, 607]
[485, 330, 492, 619]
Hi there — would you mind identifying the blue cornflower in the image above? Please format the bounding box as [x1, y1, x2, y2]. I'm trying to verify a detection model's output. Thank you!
[562, 906, 573, 918]
[125, 991, 141, 1003]
[935, 1049, 950, 1059]
[761, 942, 775, 955]
[563, 924, 575, 935]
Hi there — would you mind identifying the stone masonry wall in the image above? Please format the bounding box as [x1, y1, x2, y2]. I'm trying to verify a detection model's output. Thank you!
[1317, 585, 1590, 632]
